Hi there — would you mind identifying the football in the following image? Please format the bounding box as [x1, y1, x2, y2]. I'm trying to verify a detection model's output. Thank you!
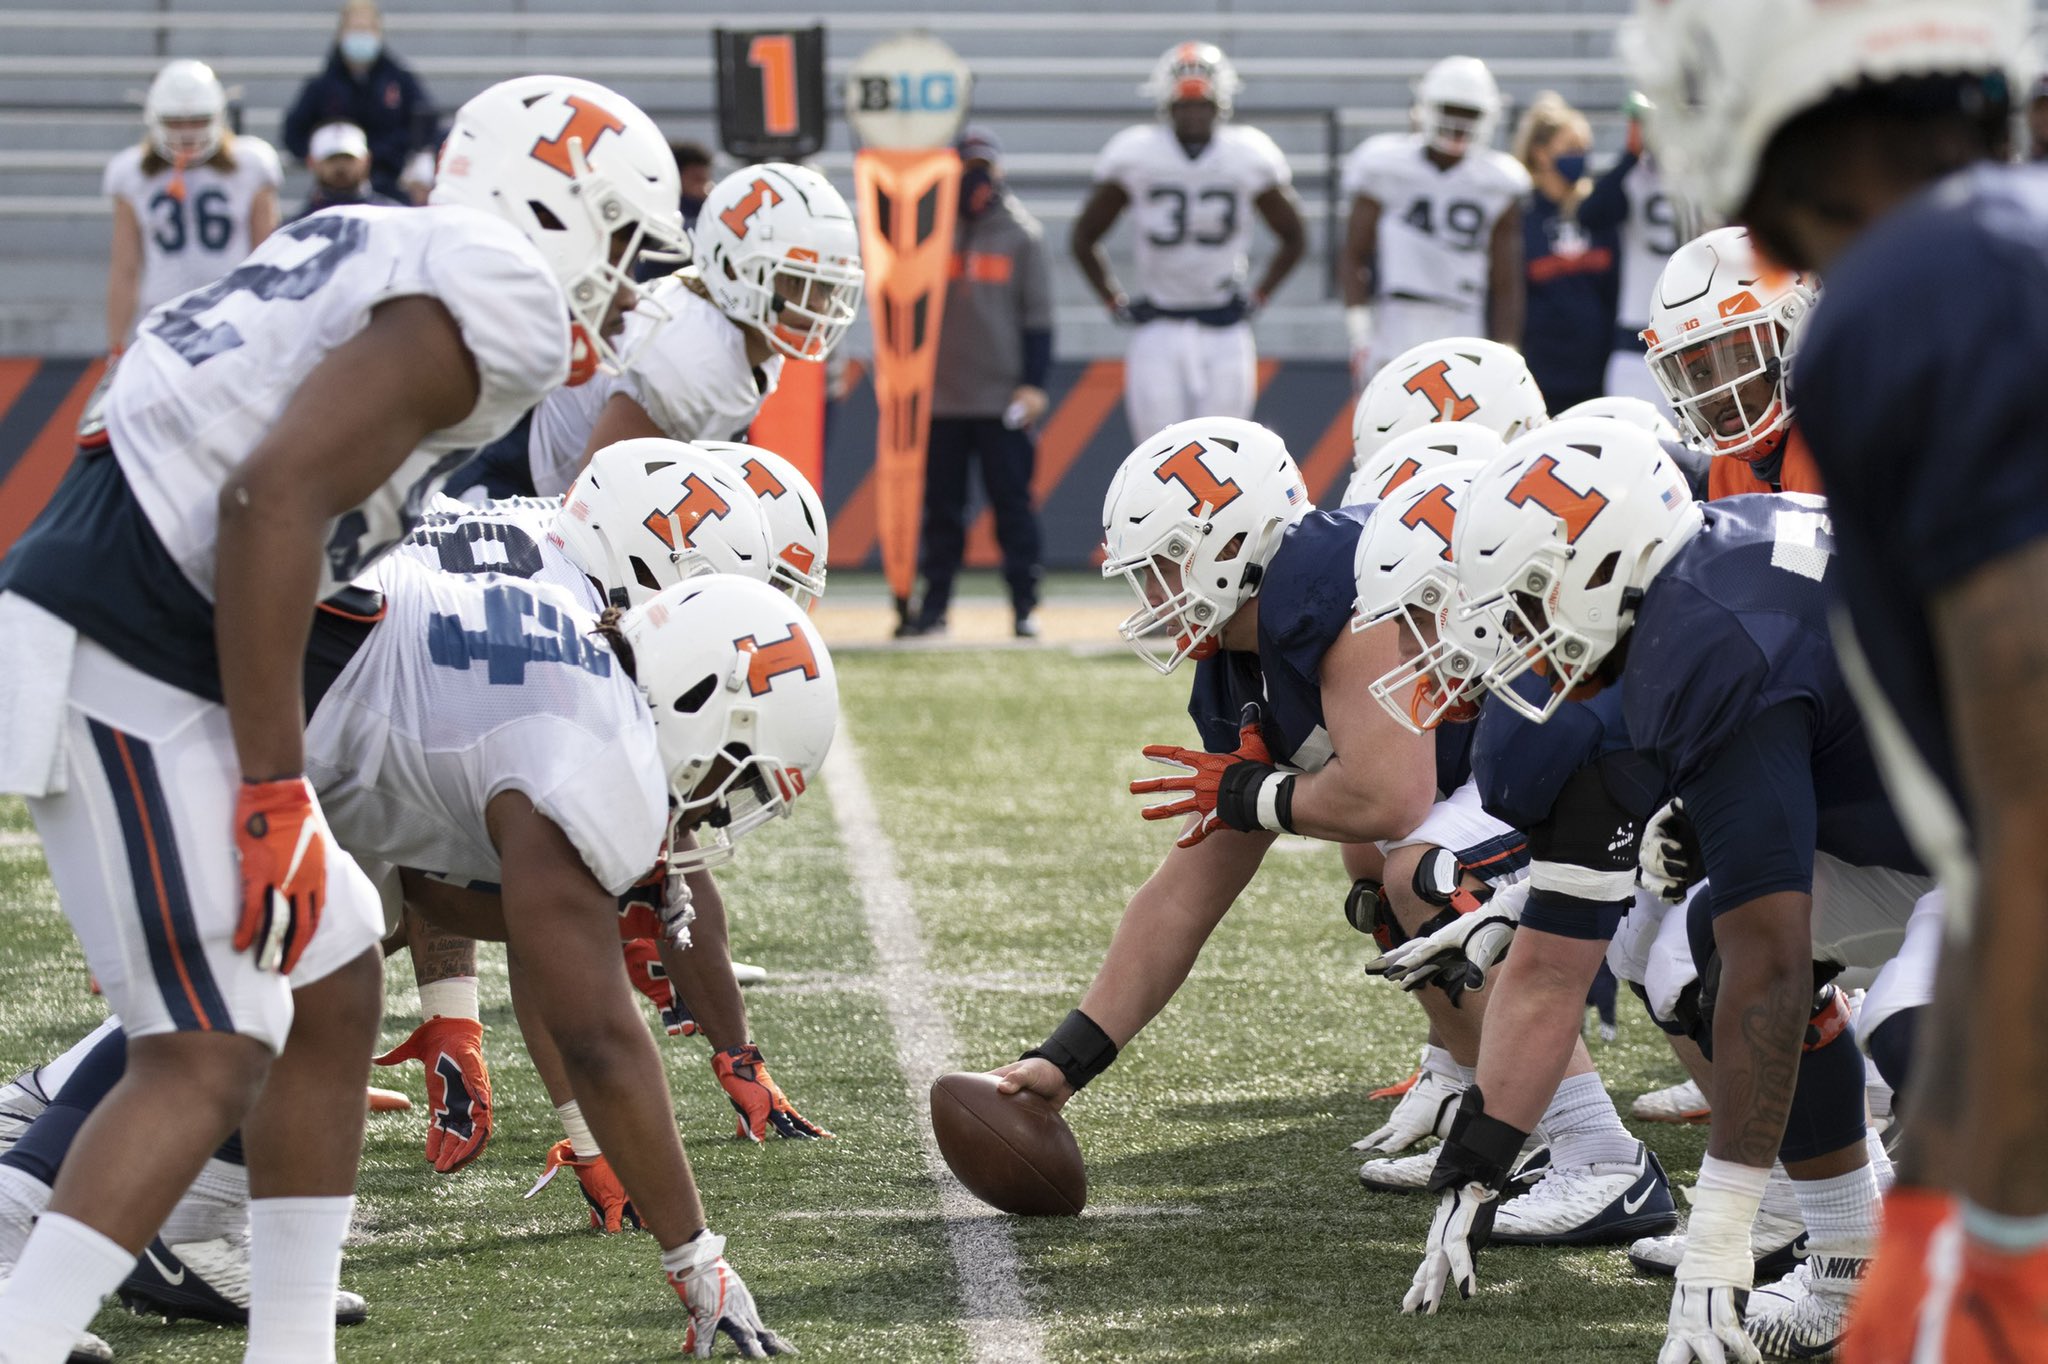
[929, 1071, 1087, 1216]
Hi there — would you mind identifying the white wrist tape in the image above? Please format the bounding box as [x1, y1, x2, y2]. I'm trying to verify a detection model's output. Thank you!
[1345, 305, 1374, 351]
[1676, 1155, 1771, 1288]
[1255, 772, 1292, 834]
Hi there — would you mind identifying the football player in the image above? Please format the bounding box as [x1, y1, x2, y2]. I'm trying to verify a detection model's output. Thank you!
[1629, 0, 2048, 1355]
[453, 162, 863, 503]
[1436, 426, 1924, 1360]
[1339, 57, 1529, 387]
[1072, 44, 1307, 440]
[104, 60, 282, 356]
[1345, 336, 1549, 484]
[0, 74, 683, 1362]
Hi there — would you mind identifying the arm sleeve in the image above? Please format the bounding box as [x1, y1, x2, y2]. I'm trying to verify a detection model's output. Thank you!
[1577, 151, 1638, 230]
[1678, 700, 1818, 909]
[1021, 329, 1052, 391]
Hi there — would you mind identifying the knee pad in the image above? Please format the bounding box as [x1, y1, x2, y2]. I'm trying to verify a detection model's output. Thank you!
[1779, 989, 1869, 1164]
[1345, 879, 1396, 948]
[1864, 1006, 1919, 1104]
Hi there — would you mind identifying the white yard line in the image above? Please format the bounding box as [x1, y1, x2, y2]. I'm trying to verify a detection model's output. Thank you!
[821, 732, 1050, 1364]
[0, 830, 42, 849]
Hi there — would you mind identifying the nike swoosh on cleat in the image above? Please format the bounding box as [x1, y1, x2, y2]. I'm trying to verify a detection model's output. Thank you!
[143, 1247, 187, 1286]
[1622, 1183, 1654, 1215]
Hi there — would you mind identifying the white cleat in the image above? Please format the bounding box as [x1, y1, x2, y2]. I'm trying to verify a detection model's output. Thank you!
[1745, 1251, 1868, 1362]
[120, 1229, 367, 1326]
[731, 961, 768, 986]
[0, 1068, 52, 1153]
[1629, 1184, 1808, 1280]
[1630, 1077, 1710, 1123]
[1492, 1142, 1678, 1245]
[1358, 1147, 1439, 1193]
[1349, 1068, 1464, 1157]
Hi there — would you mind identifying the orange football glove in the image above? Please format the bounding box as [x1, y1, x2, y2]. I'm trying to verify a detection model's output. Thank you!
[524, 1139, 640, 1232]
[233, 777, 326, 973]
[622, 939, 697, 1036]
[1842, 1186, 1956, 1364]
[373, 1016, 493, 1173]
[713, 1044, 832, 1142]
[1129, 710, 1275, 849]
[1943, 1237, 2048, 1364]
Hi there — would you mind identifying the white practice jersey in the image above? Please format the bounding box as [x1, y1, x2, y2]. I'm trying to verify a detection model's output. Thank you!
[104, 137, 284, 329]
[307, 554, 665, 895]
[1341, 133, 1530, 316]
[527, 274, 783, 497]
[397, 492, 600, 608]
[1615, 156, 1696, 331]
[1093, 122, 1291, 311]
[106, 203, 569, 601]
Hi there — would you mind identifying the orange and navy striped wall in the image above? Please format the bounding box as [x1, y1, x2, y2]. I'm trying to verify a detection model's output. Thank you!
[0, 357, 1357, 571]
[819, 358, 1357, 571]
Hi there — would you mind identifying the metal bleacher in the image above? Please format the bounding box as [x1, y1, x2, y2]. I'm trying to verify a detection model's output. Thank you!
[0, 0, 1643, 357]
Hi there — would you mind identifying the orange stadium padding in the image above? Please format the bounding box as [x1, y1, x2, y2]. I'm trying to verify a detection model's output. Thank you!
[747, 357, 825, 494]
[0, 358, 105, 555]
[853, 147, 962, 608]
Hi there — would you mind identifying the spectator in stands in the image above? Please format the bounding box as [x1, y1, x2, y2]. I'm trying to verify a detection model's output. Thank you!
[287, 121, 403, 221]
[1514, 92, 1619, 413]
[1580, 94, 1696, 412]
[281, 0, 433, 199]
[105, 59, 280, 356]
[899, 126, 1053, 640]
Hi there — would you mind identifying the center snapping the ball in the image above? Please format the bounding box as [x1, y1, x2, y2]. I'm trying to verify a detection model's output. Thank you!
[929, 1072, 1087, 1215]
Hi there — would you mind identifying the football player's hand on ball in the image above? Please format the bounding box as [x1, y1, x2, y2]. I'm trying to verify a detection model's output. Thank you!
[667, 1232, 792, 1358]
[1658, 1283, 1761, 1364]
[990, 1057, 1074, 1111]
[373, 1016, 493, 1173]
[525, 1140, 640, 1232]
[714, 1045, 832, 1142]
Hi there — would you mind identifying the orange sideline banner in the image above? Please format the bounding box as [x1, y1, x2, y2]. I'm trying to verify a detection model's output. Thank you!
[747, 358, 825, 495]
[853, 146, 961, 612]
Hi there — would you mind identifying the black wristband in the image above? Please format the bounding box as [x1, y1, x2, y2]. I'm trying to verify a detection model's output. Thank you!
[1214, 762, 1294, 835]
[1425, 1086, 1530, 1195]
[1022, 1009, 1120, 1093]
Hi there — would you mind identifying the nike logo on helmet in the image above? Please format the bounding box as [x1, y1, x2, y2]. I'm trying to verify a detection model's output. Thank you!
[143, 1245, 187, 1286]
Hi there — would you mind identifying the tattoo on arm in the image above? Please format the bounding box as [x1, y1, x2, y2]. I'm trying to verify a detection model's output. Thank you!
[407, 905, 478, 987]
[1712, 968, 1805, 1168]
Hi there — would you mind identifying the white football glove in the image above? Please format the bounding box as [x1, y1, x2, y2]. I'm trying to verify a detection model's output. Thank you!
[1639, 798, 1703, 904]
[1366, 884, 1524, 1004]
[1657, 1283, 1761, 1364]
[1401, 1180, 1497, 1316]
[666, 1233, 793, 1359]
[1349, 1067, 1463, 1156]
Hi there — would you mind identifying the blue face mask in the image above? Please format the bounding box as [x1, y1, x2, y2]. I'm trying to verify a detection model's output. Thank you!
[1552, 153, 1588, 182]
[340, 31, 382, 65]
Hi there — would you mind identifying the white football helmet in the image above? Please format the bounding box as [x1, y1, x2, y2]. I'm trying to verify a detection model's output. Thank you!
[1641, 227, 1817, 462]
[1413, 56, 1503, 157]
[693, 163, 864, 362]
[1353, 338, 1548, 471]
[430, 76, 687, 383]
[1102, 417, 1309, 674]
[1552, 396, 1681, 443]
[1351, 460, 1505, 733]
[145, 60, 228, 164]
[1622, 0, 2032, 220]
[1144, 42, 1242, 116]
[618, 574, 838, 872]
[1453, 419, 1703, 724]
[692, 441, 829, 610]
[1342, 421, 1507, 508]
[551, 439, 775, 608]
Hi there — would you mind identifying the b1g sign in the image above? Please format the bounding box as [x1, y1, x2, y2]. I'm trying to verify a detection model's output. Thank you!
[714, 26, 827, 160]
[845, 31, 972, 150]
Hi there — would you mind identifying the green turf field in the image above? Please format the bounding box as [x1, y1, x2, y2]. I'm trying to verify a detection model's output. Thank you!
[0, 645, 1706, 1362]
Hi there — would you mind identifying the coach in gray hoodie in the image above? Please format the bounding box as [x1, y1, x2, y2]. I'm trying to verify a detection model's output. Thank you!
[902, 125, 1054, 639]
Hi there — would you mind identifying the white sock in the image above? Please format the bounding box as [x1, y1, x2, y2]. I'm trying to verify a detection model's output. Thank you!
[1540, 1072, 1639, 1168]
[1422, 1044, 1473, 1088]
[417, 977, 480, 1023]
[160, 1156, 250, 1246]
[1864, 1129, 1895, 1192]
[1791, 1160, 1882, 1258]
[555, 1100, 600, 1159]
[0, 1164, 52, 1269]
[246, 1195, 352, 1363]
[0, 1212, 134, 1358]
[32, 1018, 123, 1101]
[1761, 1162, 1802, 1221]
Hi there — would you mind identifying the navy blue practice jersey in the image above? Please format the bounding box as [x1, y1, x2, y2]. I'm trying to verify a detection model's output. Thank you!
[1187, 505, 1477, 794]
[1794, 162, 2048, 889]
[1622, 495, 1923, 910]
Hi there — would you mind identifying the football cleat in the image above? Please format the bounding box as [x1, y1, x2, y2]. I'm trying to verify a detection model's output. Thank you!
[732, 960, 768, 986]
[1631, 1077, 1711, 1124]
[1491, 1141, 1678, 1246]
[1745, 1251, 1868, 1362]
[1359, 1146, 1439, 1193]
[118, 1232, 368, 1326]
[0, 1066, 52, 1153]
[66, 1335, 112, 1364]
[1349, 1067, 1465, 1156]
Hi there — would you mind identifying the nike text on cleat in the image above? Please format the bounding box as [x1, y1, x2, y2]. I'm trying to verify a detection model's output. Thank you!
[1490, 1141, 1679, 1246]
[1359, 1147, 1440, 1192]
[1745, 1254, 1869, 1361]
[1629, 1207, 1809, 1280]
[1630, 1077, 1711, 1124]
[118, 1234, 367, 1326]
